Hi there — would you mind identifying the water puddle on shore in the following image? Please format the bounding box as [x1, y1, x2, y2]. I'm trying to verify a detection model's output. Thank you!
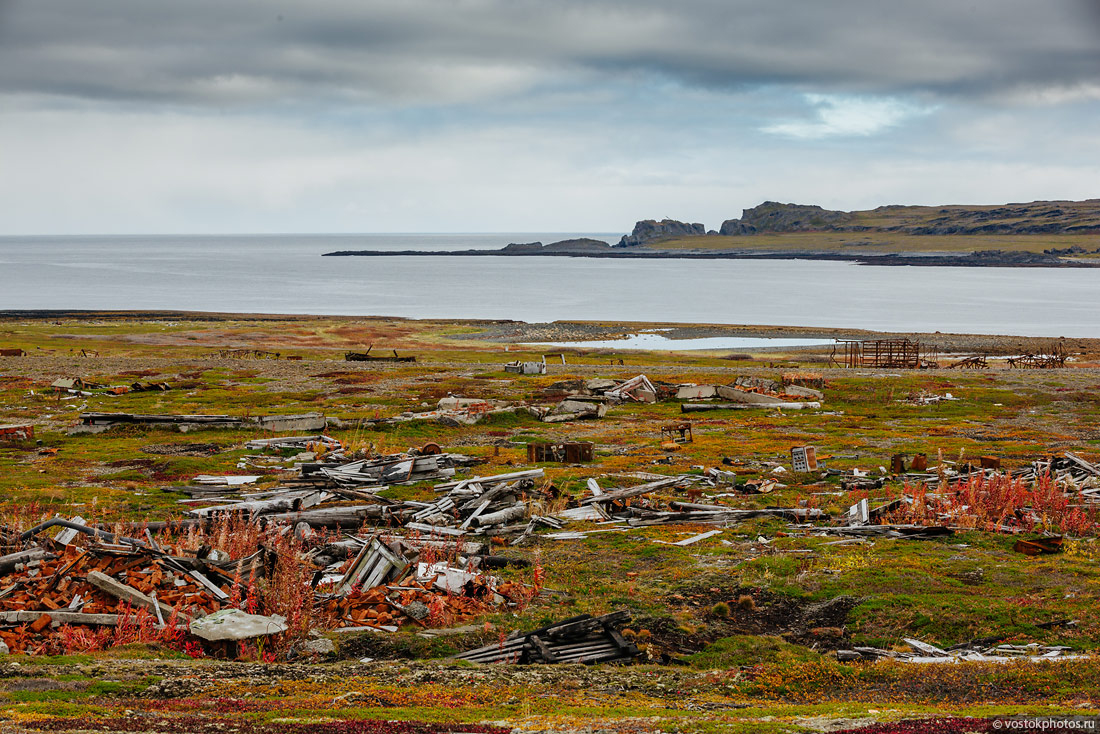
[527, 333, 835, 351]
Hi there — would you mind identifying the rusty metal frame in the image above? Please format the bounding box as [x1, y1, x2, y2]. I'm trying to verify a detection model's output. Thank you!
[1007, 342, 1067, 369]
[831, 338, 938, 369]
[660, 422, 693, 444]
[527, 442, 594, 463]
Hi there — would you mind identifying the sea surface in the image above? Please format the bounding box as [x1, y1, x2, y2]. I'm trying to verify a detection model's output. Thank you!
[1, 233, 1098, 337]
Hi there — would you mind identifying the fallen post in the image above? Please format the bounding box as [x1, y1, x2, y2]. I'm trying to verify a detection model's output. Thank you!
[681, 402, 821, 412]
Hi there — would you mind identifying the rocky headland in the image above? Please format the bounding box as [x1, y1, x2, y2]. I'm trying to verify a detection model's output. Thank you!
[323, 199, 1100, 267]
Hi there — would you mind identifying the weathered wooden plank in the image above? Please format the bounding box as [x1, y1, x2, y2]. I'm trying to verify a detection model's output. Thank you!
[0, 611, 121, 626]
[681, 401, 820, 412]
[472, 502, 527, 527]
[0, 548, 54, 575]
[581, 477, 686, 505]
[86, 570, 191, 622]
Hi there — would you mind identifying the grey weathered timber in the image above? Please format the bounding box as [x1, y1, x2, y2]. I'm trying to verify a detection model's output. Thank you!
[681, 401, 820, 412]
[75, 412, 325, 434]
[471, 501, 527, 527]
[454, 611, 637, 665]
[435, 469, 544, 491]
[189, 489, 329, 518]
[188, 569, 231, 601]
[86, 570, 191, 622]
[338, 538, 409, 594]
[405, 522, 467, 536]
[581, 476, 688, 505]
[1065, 452, 1100, 476]
[0, 548, 54, 575]
[625, 507, 825, 526]
[262, 504, 408, 528]
[0, 611, 122, 626]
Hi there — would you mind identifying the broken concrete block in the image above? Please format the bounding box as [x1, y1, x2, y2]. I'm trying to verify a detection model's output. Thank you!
[256, 413, 326, 432]
[716, 385, 786, 404]
[675, 385, 717, 400]
[783, 384, 825, 400]
[188, 609, 288, 642]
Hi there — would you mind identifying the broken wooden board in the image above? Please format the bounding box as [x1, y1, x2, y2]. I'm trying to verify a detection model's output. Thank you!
[86, 570, 191, 622]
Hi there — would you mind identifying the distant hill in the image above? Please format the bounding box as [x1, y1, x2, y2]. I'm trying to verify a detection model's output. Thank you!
[324, 199, 1100, 268]
[618, 199, 1100, 247]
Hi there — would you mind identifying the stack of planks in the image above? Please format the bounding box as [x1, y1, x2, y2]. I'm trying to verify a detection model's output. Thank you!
[454, 611, 638, 665]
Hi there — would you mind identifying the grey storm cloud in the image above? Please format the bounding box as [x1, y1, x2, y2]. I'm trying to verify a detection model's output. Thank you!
[1, 0, 1099, 106]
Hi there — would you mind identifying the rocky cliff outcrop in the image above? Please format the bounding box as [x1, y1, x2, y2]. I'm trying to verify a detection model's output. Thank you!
[717, 200, 1100, 236]
[878, 203, 1100, 235]
[720, 202, 855, 235]
[617, 219, 706, 247]
[618, 200, 1100, 242]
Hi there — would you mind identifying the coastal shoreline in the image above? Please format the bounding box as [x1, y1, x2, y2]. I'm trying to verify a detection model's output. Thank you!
[322, 247, 1097, 268]
[1, 310, 1094, 355]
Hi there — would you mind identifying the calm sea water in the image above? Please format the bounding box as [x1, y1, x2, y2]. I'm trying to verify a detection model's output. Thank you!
[0, 234, 1097, 337]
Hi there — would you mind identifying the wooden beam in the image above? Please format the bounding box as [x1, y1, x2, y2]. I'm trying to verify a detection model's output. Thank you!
[86, 570, 191, 622]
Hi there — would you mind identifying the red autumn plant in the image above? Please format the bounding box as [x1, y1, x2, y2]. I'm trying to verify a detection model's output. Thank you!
[891, 471, 1099, 536]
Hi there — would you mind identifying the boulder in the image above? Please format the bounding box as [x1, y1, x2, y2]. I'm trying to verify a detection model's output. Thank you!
[297, 637, 336, 657]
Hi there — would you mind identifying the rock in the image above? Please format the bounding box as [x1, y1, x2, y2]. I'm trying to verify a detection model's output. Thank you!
[437, 413, 483, 427]
[502, 238, 612, 253]
[546, 379, 586, 394]
[437, 396, 510, 410]
[297, 638, 336, 656]
[0, 639, 8, 655]
[720, 202, 854, 235]
[403, 601, 430, 620]
[500, 241, 544, 252]
[718, 200, 1100, 237]
[189, 609, 288, 642]
[617, 219, 706, 247]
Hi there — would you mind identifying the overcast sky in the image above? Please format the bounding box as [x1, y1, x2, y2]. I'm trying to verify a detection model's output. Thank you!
[2, 0, 1099, 234]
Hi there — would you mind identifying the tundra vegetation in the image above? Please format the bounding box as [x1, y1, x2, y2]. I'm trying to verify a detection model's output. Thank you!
[1, 314, 1099, 733]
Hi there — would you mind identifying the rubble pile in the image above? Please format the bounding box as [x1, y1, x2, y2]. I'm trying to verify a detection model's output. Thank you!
[0, 535, 232, 653]
[0, 517, 529, 654]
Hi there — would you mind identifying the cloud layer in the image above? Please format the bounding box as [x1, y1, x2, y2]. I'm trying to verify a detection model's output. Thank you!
[2, 1, 1099, 233]
[4, 1, 1099, 105]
